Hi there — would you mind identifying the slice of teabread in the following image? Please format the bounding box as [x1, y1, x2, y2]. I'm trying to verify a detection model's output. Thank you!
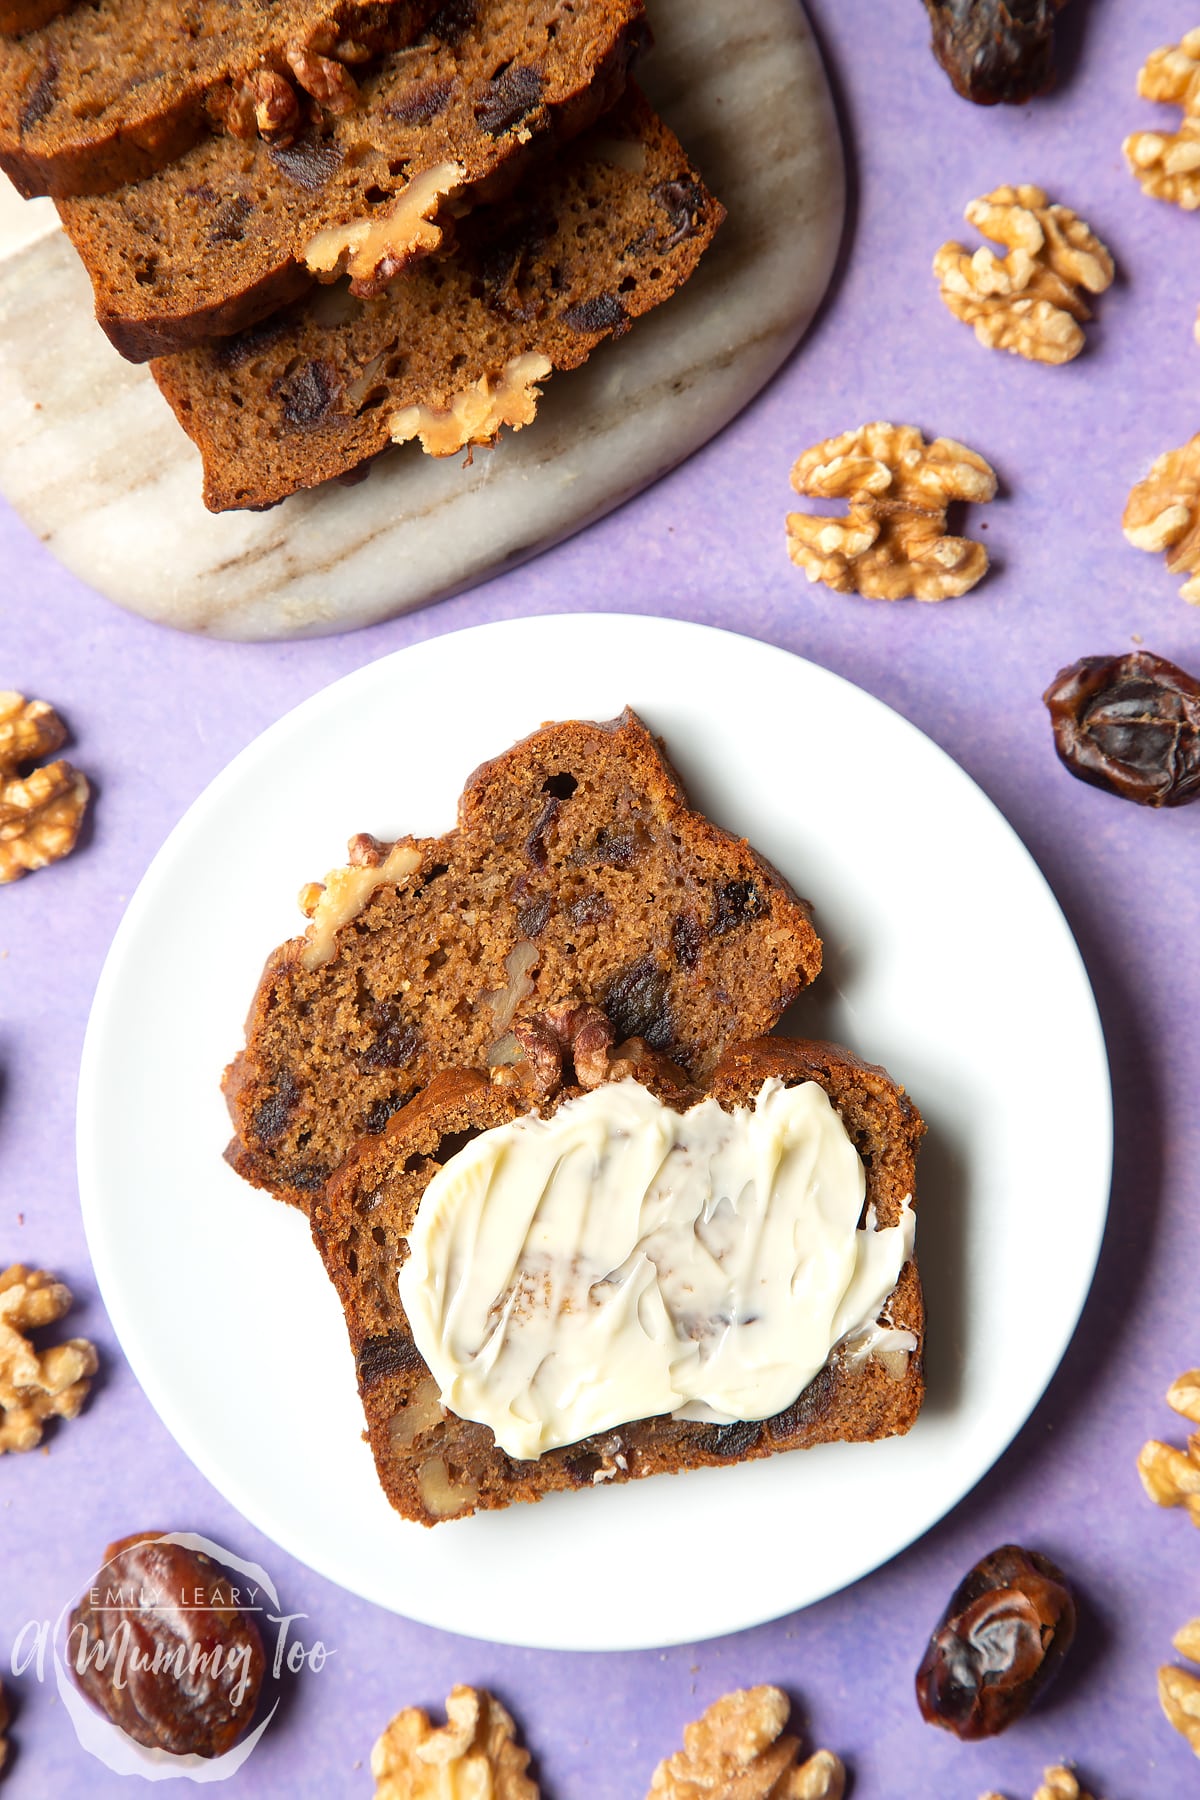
[223, 710, 823, 1211]
[56, 0, 648, 359]
[0, 0, 438, 197]
[311, 1036, 925, 1525]
[150, 88, 721, 510]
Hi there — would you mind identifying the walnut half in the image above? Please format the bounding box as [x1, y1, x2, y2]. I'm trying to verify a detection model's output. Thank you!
[0, 1264, 98, 1453]
[1168, 1371, 1200, 1424]
[980, 1768, 1101, 1800]
[0, 692, 89, 883]
[787, 422, 996, 602]
[934, 185, 1114, 364]
[373, 1686, 539, 1800]
[1124, 436, 1200, 604]
[1124, 31, 1200, 210]
[1162, 1587, 1200, 1759]
[285, 37, 359, 113]
[1137, 1436, 1200, 1511]
[647, 1687, 845, 1800]
[1160, 1666, 1200, 1758]
[511, 1000, 616, 1099]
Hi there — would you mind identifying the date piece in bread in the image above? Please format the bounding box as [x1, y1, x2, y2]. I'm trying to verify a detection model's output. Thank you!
[223, 710, 823, 1212]
[312, 1036, 925, 1525]
[58, 0, 647, 362]
[0, 0, 437, 199]
[150, 91, 721, 510]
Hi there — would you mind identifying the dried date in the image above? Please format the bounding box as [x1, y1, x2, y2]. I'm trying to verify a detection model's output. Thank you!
[1043, 651, 1200, 808]
[67, 1533, 265, 1757]
[923, 0, 1070, 106]
[916, 1544, 1076, 1739]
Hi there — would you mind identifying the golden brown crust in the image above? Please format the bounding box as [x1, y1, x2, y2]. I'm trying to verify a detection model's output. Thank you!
[58, 0, 648, 362]
[310, 1035, 924, 1526]
[0, 0, 437, 199]
[223, 709, 822, 1211]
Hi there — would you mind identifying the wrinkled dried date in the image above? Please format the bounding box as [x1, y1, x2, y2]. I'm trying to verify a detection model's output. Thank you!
[19, 58, 57, 132]
[652, 178, 707, 251]
[268, 138, 344, 192]
[357, 1327, 423, 1387]
[68, 1533, 265, 1757]
[473, 64, 543, 137]
[387, 74, 455, 128]
[916, 1544, 1076, 1739]
[604, 955, 674, 1048]
[250, 1068, 299, 1142]
[359, 1000, 420, 1069]
[923, 0, 1069, 106]
[1043, 651, 1200, 808]
[273, 357, 341, 428]
[563, 292, 630, 338]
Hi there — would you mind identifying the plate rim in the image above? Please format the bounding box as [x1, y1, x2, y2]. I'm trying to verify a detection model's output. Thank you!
[76, 612, 1114, 1650]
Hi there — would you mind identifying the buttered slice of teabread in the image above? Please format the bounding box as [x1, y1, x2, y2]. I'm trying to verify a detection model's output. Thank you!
[312, 1035, 925, 1526]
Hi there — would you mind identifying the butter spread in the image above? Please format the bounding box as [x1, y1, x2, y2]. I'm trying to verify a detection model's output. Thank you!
[398, 1077, 916, 1460]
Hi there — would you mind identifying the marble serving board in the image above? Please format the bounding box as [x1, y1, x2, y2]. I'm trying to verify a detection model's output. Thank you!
[0, 0, 844, 640]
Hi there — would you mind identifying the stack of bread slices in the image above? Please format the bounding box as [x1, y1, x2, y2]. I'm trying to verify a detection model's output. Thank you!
[220, 709, 926, 1527]
[0, 0, 723, 511]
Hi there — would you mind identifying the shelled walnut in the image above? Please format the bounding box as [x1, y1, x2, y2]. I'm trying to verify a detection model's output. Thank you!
[511, 1001, 616, 1099]
[1166, 1642, 1200, 1764]
[245, 69, 301, 137]
[507, 1001, 689, 1102]
[980, 1768, 1100, 1800]
[209, 22, 370, 141]
[1168, 1371, 1200, 1424]
[0, 692, 89, 884]
[1138, 1370, 1200, 1519]
[934, 186, 1113, 364]
[0, 1265, 97, 1452]
[209, 72, 297, 140]
[1124, 436, 1200, 602]
[1150, 1402, 1200, 1762]
[647, 1687, 844, 1800]
[372, 1687, 538, 1800]
[787, 422, 996, 602]
[1160, 1666, 1200, 1757]
[1136, 1437, 1200, 1513]
[1124, 31, 1200, 210]
[285, 38, 359, 112]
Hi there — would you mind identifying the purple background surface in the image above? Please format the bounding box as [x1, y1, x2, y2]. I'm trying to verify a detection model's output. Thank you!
[3, 2, 1199, 1794]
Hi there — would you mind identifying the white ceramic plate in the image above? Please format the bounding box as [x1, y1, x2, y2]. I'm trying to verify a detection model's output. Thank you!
[77, 615, 1112, 1652]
